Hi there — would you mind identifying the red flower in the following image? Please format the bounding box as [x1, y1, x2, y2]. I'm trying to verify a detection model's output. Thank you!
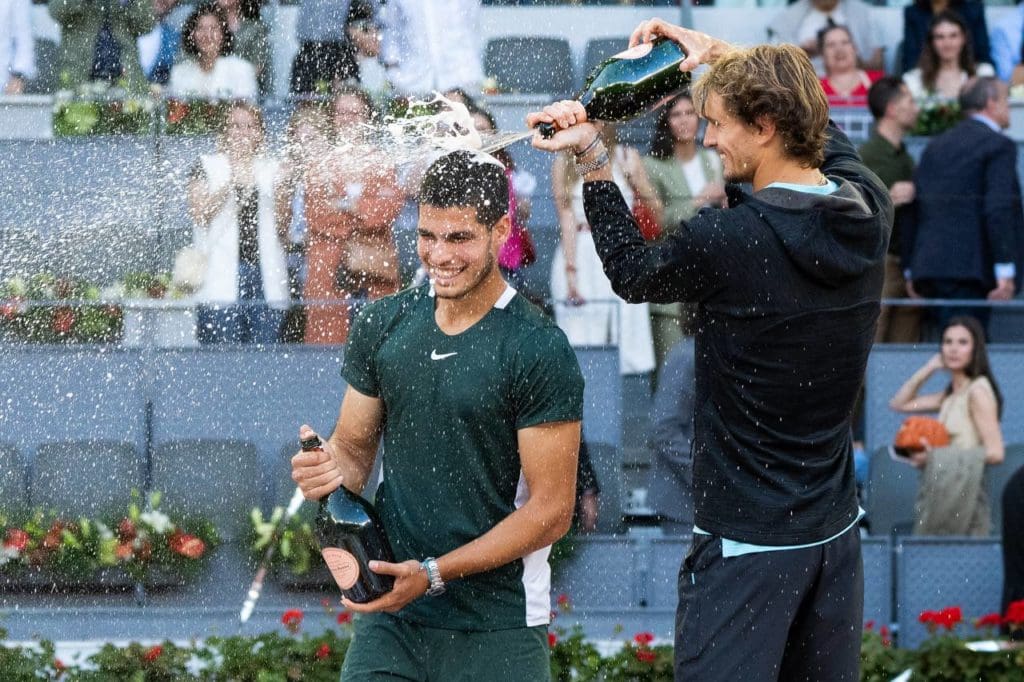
[556, 593, 570, 608]
[975, 613, 1003, 629]
[1006, 599, 1024, 626]
[169, 533, 205, 559]
[53, 658, 66, 673]
[282, 608, 304, 633]
[52, 307, 75, 335]
[879, 625, 891, 647]
[634, 631, 655, 646]
[143, 645, 162, 662]
[0, 297, 22, 319]
[548, 632, 558, 648]
[938, 606, 962, 630]
[115, 542, 134, 561]
[635, 648, 657, 664]
[168, 100, 188, 124]
[337, 611, 353, 625]
[315, 643, 331, 660]
[4, 528, 29, 552]
[863, 620, 875, 631]
[118, 518, 137, 541]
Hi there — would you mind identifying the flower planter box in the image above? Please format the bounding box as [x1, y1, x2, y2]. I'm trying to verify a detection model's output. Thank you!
[0, 566, 185, 592]
[121, 303, 197, 348]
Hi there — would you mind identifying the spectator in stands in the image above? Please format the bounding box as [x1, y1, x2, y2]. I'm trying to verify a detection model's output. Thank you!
[215, 0, 270, 96]
[903, 11, 994, 103]
[906, 77, 1021, 334]
[275, 103, 333, 341]
[902, 0, 990, 76]
[291, 0, 378, 95]
[137, 0, 180, 86]
[642, 93, 724, 371]
[1003, 465, 1024, 637]
[303, 86, 404, 344]
[575, 441, 601, 533]
[648, 338, 696, 538]
[889, 316, 1005, 536]
[767, 0, 883, 74]
[860, 76, 921, 343]
[187, 102, 289, 344]
[991, 2, 1024, 83]
[168, 3, 257, 100]
[818, 25, 883, 107]
[1, 0, 35, 94]
[550, 123, 660, 376]
[470, 107, 538, 293]
[48, 0, 154, 92]
[379, 0, 483, 97]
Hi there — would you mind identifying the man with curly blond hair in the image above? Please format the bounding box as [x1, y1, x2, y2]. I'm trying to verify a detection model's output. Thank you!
[530, 22, 892, 681]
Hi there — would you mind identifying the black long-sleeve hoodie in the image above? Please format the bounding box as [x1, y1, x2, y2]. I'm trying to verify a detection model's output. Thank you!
[584, 124, 892, 545]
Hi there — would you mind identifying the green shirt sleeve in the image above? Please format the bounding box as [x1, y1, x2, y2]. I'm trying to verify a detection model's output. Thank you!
[513, 327, 584, 430]
[341, 304, 384, 397]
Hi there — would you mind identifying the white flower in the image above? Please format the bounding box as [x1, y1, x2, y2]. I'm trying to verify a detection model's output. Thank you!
[96, 521, 114, 541]
[101, 282, 127, 301]
[140, 510, 172, 534]
[0, 546, 20, 566]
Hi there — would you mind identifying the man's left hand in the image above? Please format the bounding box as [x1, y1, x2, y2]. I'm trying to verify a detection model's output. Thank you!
[987, 278, 1016, 301]
[341, 559, 429, 614]
[527, 101, 598, 153]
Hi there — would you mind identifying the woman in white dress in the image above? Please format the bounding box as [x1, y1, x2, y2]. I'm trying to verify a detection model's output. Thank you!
[550, 123, 662, 375]
[903, 10, 994, 102]
[168, 2, 258, 100]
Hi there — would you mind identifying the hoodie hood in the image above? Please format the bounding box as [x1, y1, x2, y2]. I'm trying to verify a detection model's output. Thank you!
[735, 179, 891, 288]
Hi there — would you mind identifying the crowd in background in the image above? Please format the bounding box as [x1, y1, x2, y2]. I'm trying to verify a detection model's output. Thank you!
[3, 0, 1024, 542]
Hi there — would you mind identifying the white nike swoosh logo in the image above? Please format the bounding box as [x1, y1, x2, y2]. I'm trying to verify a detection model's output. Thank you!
[431, 350, 458, 361]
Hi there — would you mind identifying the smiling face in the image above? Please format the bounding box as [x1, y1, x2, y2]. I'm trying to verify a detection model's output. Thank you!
[701, 92, 761, 184]
[224, 105, 262, 155]
[822, 27, 858, 76]
[931, 19, 966, 64]
[667, 96, 699, 144]
[416, 205, 508, 300]
[941, 324, 975, 372]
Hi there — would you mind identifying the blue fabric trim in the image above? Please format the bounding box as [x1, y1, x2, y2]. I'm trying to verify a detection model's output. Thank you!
[765, 179, 839, 195]
[693, 508, 865, 557]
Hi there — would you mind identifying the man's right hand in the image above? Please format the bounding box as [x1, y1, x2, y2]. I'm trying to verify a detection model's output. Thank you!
[889, 181, 915, 207]
[291, 425, 345, 500]
[988, 277, 1016, 301]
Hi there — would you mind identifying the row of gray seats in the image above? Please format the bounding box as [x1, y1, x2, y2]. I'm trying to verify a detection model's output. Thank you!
[864, 442, 1024, 537]
[20, 36, 625, 97]
[0, 439, 290, 542]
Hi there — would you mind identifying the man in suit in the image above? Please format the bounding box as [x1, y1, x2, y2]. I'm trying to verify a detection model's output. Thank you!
[906, 76, 1021, 334]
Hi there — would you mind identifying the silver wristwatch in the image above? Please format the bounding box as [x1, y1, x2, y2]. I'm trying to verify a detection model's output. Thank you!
[421, 557, 445, 596]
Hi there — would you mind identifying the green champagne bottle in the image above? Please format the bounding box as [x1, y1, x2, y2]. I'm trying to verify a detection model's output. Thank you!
[539, 39, 690, 138]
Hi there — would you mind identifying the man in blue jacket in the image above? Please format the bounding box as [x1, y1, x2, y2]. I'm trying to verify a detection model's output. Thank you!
[530, 21, 891, 681]
[906, 76, 1021, 334]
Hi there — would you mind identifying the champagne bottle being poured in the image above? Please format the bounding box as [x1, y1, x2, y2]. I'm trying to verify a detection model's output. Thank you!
[536, 39, 691, 139]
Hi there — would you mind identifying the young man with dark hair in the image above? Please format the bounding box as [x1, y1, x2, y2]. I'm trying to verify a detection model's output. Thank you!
[291, 150, 584, 681]
[530, 21, 891, 681]
[861, 76, 920, 342]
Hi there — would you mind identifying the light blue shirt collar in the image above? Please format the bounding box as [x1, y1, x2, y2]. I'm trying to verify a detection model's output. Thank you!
[971, 113, 1002, 133]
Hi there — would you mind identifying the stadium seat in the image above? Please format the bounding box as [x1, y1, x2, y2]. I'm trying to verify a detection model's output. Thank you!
[985, 442, 1024, 536]
[24, 39, 59, 94]
[150, 439, 259, 541]
[865, 445, 918, 536]
[30, 440, 143, 518]
[484, 37, 574, 96]
[0, 443, 28, 515]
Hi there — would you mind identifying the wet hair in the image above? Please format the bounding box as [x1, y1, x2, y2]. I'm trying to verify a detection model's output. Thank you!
[181, 3, 233, 59]
[867, 76, 909, 120]
[941, 316, 1004, 418]
[692, 44, 828, 168]
[918, 10, 977, 93]
[649, 93, 695, 160]
[419, 151, 509, 228]
[959, 75, 1001, 114]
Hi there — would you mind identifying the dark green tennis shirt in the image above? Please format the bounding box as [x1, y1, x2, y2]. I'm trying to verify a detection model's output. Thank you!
[858, 131, 915, 257]
[342, 283, 584, 631]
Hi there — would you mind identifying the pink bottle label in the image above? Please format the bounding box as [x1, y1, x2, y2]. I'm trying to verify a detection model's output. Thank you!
[322, 547, 360, 589]
[613, 42, 653, 60]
